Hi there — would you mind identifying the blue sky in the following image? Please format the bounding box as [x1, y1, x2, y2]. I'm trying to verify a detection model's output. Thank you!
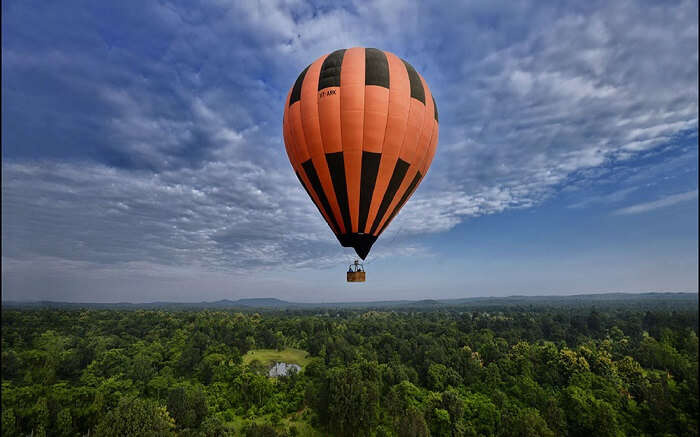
[2, 0, 697, 302]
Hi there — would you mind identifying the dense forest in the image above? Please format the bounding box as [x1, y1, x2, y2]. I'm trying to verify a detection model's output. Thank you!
[2, 298, 698, 436]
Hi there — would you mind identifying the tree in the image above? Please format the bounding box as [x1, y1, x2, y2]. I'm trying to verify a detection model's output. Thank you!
[501, 406, 555, 437]
[1, 304, 697, 437]
[33, 330, 69, 384]
[397, 406, 430, 437]
[560, 385, 622, 437]
[428, 363, 462, 391]
[429, 408, 452, 437]
[587, 310, 602, 334]
[178, 332, 209, 374]
[95, 396, 175, 436]
[56, 408, 73, 437]
[200, 414, 234, 436]
[461, 391, 499, 437]
[243, 422, 278, 437]
[323, 361, 381, 436]
[166, 386, 208, 430]
[2, 408, 17, 436]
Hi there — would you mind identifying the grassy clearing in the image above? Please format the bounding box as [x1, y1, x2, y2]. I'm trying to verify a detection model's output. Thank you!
[228, 412, 322, 436]
[242, 348, 312, 369]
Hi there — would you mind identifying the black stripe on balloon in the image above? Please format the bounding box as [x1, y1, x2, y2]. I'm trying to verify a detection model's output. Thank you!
[290, 65, 310, 106]
[401, 60, 425, 104]
[325, 152, 352, 234]
[301, 160, 340, 234]
[370, 158, 410, 235]
[295, 170, 336, 234]
[365, 48, 389, 88]
[358, 151, 381, 232]
[432, 95, 438, 122]
[318, 49, 346, 90]
[378, 171, 422, 235]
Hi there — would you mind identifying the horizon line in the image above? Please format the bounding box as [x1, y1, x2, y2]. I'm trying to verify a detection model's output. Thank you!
[2, 291, 697, 306]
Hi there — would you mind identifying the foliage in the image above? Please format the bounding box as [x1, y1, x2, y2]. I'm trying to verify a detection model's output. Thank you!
[94, 396, 175, 436]
[1, 302, 698, 436]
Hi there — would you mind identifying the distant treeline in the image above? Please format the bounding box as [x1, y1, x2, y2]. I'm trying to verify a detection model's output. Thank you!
[3, 291, 697, 311]
[1, 299, 698, 436]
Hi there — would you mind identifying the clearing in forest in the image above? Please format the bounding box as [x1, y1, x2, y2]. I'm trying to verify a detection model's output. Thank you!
[242, 348, 312, 369]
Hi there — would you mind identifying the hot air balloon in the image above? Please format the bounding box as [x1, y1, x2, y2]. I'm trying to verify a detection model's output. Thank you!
[282, 47, 439, 270]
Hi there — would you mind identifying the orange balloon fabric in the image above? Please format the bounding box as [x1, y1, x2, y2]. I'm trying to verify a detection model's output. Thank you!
[282, 47, 439, 259]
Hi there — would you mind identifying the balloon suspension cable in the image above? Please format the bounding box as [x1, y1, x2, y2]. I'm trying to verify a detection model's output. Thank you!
[387, 222, 405, 247]
[362, 222, 405, 267]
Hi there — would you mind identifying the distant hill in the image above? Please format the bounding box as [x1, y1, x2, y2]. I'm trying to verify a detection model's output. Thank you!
[233, 298, 298, 308]
[409, 299, 442, 306]
[3, 292, 697, 311]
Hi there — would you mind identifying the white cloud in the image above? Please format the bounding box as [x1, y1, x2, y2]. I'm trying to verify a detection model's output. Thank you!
[568, 186, 639, 209]
[406, 0, 698, 234]
[1, 0, 698, 293]
[1, 160, 337, 270]
[612, 190, 698, 215]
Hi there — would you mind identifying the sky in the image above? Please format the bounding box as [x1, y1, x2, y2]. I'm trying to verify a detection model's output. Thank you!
[2, 0, 698, 303]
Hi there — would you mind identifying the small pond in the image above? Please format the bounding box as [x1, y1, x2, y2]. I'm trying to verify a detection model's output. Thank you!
[268, 362, 301, 377]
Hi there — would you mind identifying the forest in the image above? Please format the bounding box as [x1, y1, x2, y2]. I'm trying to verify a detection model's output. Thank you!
[1, 296, 698, 436]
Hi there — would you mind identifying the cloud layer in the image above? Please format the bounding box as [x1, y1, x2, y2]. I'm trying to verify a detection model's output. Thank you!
[2, 0, 698, 299]
[613, 190, 698, 215]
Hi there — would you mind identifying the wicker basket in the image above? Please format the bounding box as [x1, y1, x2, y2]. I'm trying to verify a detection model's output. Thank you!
[347, 271, 366, 282]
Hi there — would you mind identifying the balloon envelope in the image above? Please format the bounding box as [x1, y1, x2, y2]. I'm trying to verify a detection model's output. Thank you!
[282, 47, 439, 259]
